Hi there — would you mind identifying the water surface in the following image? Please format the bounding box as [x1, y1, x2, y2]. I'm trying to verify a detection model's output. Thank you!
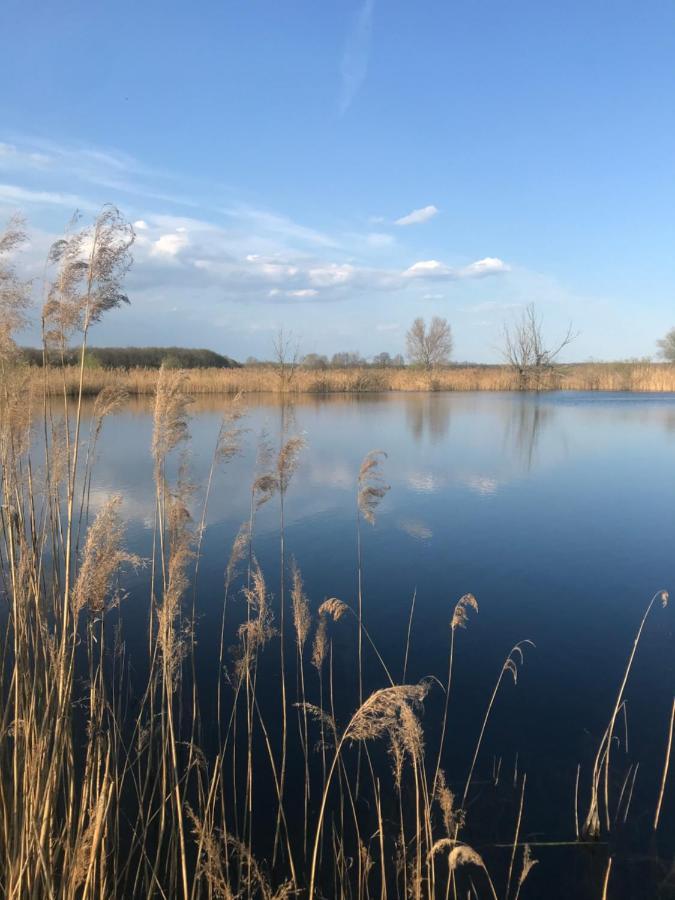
[89, 391, 675, 897]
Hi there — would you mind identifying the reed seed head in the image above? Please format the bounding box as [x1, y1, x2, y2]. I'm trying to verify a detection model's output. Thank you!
[73, 495, 140, 616]
[451, 593, 478, 630]
[318, 597, 348, 622]
[291, 560, 311, 651]
[152, 366, 191, 470]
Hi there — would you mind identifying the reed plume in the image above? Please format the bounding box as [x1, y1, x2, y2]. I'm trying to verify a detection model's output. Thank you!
[433, 593, 479, 796]
[152, 366, 192, 472]
[0, 214, 31, 367]
[72, 494, 140, 616]
[291, 560, 311, 651]
[434, 770, 465, 836]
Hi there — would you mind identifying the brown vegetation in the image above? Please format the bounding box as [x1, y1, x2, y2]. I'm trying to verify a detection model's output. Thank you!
[22, 359, 675, 396]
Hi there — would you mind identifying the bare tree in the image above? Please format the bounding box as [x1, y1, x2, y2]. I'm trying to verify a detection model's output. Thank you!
[272, 328, 300, 391]
[330, 351, 365, 368]
[502, 303, 577, 389]
[657, 327, 675, 362]
[405, 316, 453, 369]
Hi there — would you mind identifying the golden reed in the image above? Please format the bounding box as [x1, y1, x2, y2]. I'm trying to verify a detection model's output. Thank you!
[27, 360, 675, 396]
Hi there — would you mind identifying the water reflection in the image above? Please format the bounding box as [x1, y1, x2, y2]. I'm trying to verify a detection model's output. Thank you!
[403, 393, 452, 443]
[501, 395, 554, 472]
[74, 391, 675, 521]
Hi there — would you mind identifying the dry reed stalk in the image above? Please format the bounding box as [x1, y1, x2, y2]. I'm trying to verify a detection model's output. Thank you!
[190, 395, 247, 764]
[574, 763, 581, 839]
[432, 594, 478, 797]
[308, 683, 429, 899]
[621, 763, 639, 824]
[601, 856, 613, 900]
[461, 641, 533, 814]
[583, 590, 669, 838]
[505, 773, 527, 900]
[355, 450, 389, 796]
[653, 696, 675, 831]
[429, 843, 499, 900]
[512, 844, 538, 900]
[614, 764, 634, 825]
[274, 434, 305, 862]
[290, 560, 312, 860]
[402, 587, 417, 683]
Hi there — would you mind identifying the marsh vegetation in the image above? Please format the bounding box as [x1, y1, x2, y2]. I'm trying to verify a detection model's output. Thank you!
[1, 209, 674, 898]
[23, 358, 675, 397]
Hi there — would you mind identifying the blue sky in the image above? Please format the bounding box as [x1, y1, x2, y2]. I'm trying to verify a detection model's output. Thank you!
[1, 0, 674, 362]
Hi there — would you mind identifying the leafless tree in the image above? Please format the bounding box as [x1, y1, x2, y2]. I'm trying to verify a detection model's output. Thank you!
[272, 328, 300, 391]
[502, 303, 577, 389]
[405, 316, 453, 369]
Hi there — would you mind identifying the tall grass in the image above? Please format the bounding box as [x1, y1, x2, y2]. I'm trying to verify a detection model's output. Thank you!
[26, 360, 675, 396]
[1, 210, 674, 898]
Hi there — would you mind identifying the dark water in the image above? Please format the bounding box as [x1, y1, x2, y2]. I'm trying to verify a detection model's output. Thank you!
[89, 391, 675, 897]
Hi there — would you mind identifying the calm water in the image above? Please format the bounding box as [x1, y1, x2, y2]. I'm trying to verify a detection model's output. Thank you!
[90, 391, 675, 897]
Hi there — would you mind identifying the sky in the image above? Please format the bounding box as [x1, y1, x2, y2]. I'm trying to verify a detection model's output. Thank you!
[1, 0, 674, 362]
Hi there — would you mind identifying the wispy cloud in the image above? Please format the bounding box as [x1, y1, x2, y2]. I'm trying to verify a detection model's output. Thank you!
[339, 0, 376, 115]
[395, 204, 439, 226]
[366, 231, 394, 247]
[0, 182, 97, 211]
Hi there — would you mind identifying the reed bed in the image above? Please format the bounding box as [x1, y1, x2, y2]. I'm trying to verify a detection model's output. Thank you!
[25, 361, 675, 397]
[1, 209, 674, 898]
[3, 362, 674, 898]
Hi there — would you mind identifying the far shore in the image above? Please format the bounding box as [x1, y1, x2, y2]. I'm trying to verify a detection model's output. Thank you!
[22, 361, 675, 395]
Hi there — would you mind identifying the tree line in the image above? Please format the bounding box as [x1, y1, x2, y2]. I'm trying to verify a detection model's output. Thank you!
[20, 346, 240, 370]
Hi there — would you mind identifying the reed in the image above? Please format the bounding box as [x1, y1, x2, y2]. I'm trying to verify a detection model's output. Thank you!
[1, 210, 674, 899]
[24, 360, 675, 396]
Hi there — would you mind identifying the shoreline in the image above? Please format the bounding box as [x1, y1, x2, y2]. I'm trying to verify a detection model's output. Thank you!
[20, 361, 675, 396]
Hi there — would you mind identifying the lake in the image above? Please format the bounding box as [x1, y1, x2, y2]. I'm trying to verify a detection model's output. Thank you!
[84, 390, 675, 898]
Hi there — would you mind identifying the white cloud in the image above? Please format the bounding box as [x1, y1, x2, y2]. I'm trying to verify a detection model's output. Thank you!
[339, 0, 376, 114]
[288, 288, 319, 298]
[133, 219, 149, 230]
[460, 257, 510, 277]
[308, 263, 354, 287]
[395, 204, 439, 226]
[151, 231, 189, 257]
[402, 259, 452, 278]
[423, 293, 445, 300]
[403, 256, 510, 281]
